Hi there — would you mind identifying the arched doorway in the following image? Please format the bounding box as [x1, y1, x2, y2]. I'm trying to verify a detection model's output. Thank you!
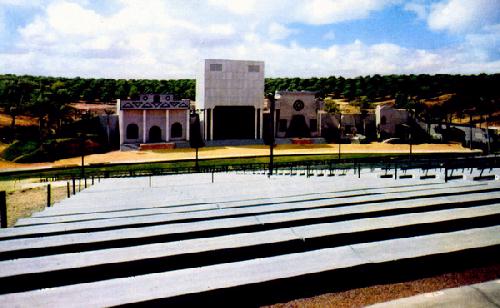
[286, 115, 311, 138]
[126, 124, 139, 139]
[171, 122, 183, 138]
[149, 126, 162, 143]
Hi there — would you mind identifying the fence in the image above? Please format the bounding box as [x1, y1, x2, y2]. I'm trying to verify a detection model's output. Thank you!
[1, 154, 497, 182]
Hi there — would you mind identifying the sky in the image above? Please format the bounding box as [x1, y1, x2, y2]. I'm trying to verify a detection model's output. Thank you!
[0, 0, 499, 79]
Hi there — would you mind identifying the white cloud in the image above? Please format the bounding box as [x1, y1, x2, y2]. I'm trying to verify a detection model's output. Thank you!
[207, 0, 400, 25]
[208, 0, 258, 15]
[296, 0, 400, 24]
[427, 0, 500, 33]
[268, 22, 296, 40]
[404, 2, 428, 20]
[0, 0, 499, 79]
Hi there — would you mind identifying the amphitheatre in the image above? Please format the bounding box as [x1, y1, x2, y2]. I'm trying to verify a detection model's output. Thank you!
[0, 60, 499, 307]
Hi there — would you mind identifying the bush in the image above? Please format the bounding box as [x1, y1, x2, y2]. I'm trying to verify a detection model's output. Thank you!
[0, 140, 40, 161]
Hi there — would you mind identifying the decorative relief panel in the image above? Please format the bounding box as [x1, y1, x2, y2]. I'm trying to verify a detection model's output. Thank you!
[120, 94, 189, 110]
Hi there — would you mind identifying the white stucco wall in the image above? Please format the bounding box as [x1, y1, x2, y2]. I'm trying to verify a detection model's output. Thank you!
[275, 91, 319, 138]
[196, 59, 265, 110]
[376, 104, 409, 137]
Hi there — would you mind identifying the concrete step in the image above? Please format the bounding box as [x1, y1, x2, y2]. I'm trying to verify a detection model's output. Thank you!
[4, 185, 499, 240]
[1, 204, 499, 295]
[17, 181, 489, 225]
[2, 191, 499, 261]
[0, 226, 498, 307]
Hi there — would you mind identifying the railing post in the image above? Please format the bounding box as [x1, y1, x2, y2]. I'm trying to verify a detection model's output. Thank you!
[67, 182, 70, 198]
[72, 177, 76, 195]
[47, 184, 51, 207]
[444, 163, 448, 183]
[0, 191, 7, 228]
[84, 177, 87, 189]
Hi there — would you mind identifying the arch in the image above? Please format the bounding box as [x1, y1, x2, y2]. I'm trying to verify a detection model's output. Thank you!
[126, 123, 139, 139]
[171, 122, 183, 138]
[286, 114, 311, 138]
[149, 125, 162, 143]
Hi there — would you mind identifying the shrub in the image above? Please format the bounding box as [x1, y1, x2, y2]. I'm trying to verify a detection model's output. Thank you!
[0, 140, 40, 161]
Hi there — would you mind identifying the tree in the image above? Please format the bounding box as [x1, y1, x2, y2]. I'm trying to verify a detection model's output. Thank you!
[129, 85, 139, 99]
[323, 97, 339, 114]
[0, 77, 36, 140]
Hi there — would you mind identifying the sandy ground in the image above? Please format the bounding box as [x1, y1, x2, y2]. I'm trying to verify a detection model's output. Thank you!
[266, 263, 500, 307]
[0, 143, 477, 171]
[0, 179, 70, 227]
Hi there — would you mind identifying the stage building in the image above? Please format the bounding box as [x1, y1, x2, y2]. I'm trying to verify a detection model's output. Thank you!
[196, 59, 265, 140]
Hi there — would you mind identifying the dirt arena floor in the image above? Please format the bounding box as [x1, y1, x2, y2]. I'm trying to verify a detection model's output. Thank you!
[0, 143, 477, 171]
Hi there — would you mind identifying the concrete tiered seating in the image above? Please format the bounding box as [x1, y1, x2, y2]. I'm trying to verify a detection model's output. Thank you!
[1, 170, 499, 306]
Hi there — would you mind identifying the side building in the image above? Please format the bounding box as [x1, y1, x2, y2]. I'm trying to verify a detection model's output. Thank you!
[196, 59, 265, 140]
[273, 91, 323, 138]
[117, 94, 190, 148]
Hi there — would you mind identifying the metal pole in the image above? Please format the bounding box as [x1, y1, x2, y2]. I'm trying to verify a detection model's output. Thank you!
[409, 131, 412, 160]
[212, 171, 214, 183]
[445, 163, 448, 183]
[80, 134, 85, 180]
[84, 177, 87, 189]
[469, 113, 473, 151]
[0, 191, 6, 228]
[47, 184, 51, 207]
[338, 113, 342, 160]
[485, 114, 491, 154]
[268, 94, 275, 177]
[72, 177, 76, 195]
[67, 182, 70, 198]
[92, 176, 94, 185]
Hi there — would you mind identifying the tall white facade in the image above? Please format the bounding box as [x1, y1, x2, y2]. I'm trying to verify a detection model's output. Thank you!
[196, 59, 265, 140]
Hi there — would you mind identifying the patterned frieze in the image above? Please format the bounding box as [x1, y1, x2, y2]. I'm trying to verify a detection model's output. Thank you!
[120, 94, 189, 110]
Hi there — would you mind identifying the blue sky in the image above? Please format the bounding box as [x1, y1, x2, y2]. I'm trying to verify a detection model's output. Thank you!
[0, 0, 499, 79]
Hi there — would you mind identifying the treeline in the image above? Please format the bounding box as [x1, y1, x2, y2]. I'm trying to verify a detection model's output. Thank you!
[265, 73, 500, 101]
[1, 73, 499, 120]
[1, 73, 499, 104]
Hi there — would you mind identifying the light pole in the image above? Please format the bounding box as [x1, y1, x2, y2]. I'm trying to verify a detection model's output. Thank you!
[464, 108, 474, 150]
[402, 124, 412, 160]
[266, 93, 276, 177]
[79, 132, 85, 180]
[338, 113, 343, 160]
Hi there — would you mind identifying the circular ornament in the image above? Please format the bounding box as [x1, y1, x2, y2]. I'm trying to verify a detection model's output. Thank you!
[293, 100, 304, 111]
